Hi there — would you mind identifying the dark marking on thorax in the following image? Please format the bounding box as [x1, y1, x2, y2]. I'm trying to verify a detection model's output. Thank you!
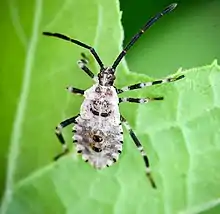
[90, 98, 112, 117]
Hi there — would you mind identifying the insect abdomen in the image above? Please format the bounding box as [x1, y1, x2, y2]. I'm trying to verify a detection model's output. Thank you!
[73, 114, 123, 169]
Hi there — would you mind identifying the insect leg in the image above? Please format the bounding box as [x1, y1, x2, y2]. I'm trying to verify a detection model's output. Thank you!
[42, 32, 104, 68]
[54, 115, 79, 160]
[117, 74, 184, 94]
[66, 86, 84, 95]
[119, 97, 163, 103]
[120, 115, 156, 188]
[77, 53, 97, 81]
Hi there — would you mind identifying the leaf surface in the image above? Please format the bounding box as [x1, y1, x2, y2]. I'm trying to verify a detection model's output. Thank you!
[1, 0, 220, 214]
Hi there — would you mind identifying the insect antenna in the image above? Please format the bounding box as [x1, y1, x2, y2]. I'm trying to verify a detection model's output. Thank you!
[112, 3, 177, 70]
[42, 32, 104, 69]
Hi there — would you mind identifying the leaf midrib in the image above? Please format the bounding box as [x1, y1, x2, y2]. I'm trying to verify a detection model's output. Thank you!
[1, 0, 43, 212]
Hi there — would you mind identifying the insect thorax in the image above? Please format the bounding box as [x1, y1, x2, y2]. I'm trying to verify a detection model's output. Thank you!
[81, 83, 120, 120]
[73, 83, 123, 169]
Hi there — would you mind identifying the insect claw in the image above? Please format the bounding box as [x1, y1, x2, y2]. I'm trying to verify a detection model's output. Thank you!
[176, 74, 185, 81]
[146, 173, 157, 189]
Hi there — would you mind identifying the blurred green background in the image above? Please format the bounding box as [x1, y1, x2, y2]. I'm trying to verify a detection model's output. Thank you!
[0, 0, 220, 213]
[121, 0, 220, 77]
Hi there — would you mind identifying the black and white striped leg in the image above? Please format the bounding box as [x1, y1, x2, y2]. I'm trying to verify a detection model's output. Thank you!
[119, 97, 163, 104]
[66, 86, 84, 95]
[120, 115, 156, 188]
[54, 115, 79, 161]
[117, 75, 185, 94]
[77, 53, 97, 81]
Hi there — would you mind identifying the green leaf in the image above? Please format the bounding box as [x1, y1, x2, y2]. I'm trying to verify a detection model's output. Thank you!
[1, 0, 126, 212]
[1, 0, 220, 214]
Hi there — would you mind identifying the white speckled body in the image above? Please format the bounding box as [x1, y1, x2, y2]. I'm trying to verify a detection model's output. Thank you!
[73, 83, 123, 169]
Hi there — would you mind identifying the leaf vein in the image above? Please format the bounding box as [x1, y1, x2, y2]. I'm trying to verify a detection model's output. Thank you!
[0, 0, 42, 212]
[8, 0, 28, 48]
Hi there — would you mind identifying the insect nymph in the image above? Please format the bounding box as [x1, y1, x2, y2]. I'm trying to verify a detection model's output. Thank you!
[43, 3, 184, 188]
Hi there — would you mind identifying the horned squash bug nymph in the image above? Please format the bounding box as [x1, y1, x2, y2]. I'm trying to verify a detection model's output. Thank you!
[43, 3, 184, 188]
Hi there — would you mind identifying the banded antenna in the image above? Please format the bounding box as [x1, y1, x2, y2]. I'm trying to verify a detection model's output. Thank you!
[112, 3, 177, 70]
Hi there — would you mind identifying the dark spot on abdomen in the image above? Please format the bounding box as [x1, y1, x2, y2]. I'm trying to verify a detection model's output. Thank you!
[93, 135, 103, 142]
